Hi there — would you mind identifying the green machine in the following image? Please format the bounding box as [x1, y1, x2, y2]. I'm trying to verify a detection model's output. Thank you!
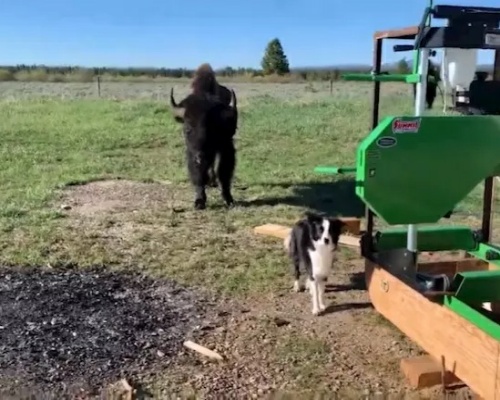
[315, 2, 500, 337]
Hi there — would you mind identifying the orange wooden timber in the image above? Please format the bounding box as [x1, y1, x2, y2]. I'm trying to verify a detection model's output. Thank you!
[366, 259, 500, 399]
[373, 26, 419, 40]
[253, 219, 361, 249]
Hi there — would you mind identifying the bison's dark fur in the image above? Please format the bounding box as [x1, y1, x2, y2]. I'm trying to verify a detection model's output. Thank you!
[412, 60, 438, 109]
[191, 63, 232, 106]
[190, 63, 234, 187]
[413, 80, 438, 109]
[170, 88, 238, 210]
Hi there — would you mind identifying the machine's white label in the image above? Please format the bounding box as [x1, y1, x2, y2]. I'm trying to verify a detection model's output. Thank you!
[392, 118, 421, 134]
[485, 33, 500, 47]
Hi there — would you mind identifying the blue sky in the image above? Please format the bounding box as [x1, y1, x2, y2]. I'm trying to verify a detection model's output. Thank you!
[1, 0, 497, 68]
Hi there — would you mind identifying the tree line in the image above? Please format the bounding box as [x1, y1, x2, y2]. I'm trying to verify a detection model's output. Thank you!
[0, 38, 493, 83]
[0, 64, 376, 83]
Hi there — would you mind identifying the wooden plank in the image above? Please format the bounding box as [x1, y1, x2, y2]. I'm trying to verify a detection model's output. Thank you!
[400, 355, 461, 388]
[253, 224, 360, 249]
[253, 217, 360, 237]
[365, 262, 500, 400]
[373, 26, 419, 40]
[253, 224, 291, 240]
[417, 258, 488, 277]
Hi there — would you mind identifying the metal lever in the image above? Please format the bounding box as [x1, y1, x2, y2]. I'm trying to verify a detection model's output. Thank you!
[394, 44, 414, 52]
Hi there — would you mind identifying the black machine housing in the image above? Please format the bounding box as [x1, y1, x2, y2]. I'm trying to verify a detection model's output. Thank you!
[414, 5, 500, 114]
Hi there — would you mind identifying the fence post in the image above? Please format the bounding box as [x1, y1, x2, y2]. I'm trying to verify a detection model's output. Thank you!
[330, 78, 333, 95]
[95, 75, 101, 97]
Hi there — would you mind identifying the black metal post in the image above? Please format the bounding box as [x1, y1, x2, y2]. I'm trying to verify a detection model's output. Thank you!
[481, 49, 500, 242]
[366, 38, 383, 236]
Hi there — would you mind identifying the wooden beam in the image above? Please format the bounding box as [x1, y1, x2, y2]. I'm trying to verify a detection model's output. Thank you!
[417, 258, 488, 277]
[400, 355, 461, 389]
[253, 217, 360, 237]
[253, 223, 360, 249]
[373, 26, 419, 40]
[366, 262, 500, 399]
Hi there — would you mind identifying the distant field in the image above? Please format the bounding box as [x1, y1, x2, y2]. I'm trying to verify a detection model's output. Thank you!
[0, 80, 490, 398]
[0, 80, 411, 101]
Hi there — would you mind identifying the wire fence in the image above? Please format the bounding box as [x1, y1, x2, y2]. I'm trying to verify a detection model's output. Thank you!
[0, 79, 409, 101]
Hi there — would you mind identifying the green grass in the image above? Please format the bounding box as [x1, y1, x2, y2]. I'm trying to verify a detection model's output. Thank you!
[0, 84, 490, 399]
[0, 87, 495, 295]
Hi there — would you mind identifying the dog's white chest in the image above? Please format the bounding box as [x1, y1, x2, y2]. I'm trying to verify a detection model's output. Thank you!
[308, 244, 334, 278]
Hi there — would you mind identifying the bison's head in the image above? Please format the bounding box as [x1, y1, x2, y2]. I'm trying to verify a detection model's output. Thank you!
[169, 87, 237, 126]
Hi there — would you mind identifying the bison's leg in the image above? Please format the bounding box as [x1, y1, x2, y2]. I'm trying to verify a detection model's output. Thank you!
[426, 83, 437, 109]
[217, 142, 236, 207]
[187, 151, 214, 210]
[207, 164, 218, 187]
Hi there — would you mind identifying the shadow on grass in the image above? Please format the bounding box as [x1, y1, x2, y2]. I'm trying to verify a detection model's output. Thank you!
[326, 272, 366, 293]
[323, 301, 373, 315]
[239, 178, 365, 218]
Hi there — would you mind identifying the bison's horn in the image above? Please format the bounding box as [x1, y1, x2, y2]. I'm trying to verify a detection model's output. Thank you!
[230, 89, 237, 110]
[170, 88, 185, 120]
[170, 87, 177, 107]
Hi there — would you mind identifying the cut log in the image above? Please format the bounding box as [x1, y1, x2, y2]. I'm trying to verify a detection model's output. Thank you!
[254, 224, 360, 249]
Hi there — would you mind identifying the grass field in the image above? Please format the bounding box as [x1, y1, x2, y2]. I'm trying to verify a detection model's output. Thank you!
[0, 80, 492, 398]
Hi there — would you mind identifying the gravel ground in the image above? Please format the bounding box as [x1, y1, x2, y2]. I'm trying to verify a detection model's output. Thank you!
[0, 264, 218, 398]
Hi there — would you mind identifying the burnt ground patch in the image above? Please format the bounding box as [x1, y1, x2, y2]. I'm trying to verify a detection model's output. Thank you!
[0, 264, 218, 398]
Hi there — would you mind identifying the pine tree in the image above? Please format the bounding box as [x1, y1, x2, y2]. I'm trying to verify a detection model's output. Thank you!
[261, 38, 290, 75]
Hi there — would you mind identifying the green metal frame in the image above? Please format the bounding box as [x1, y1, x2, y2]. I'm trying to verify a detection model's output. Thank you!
[375, 225, 478, 252]
[311, 0, 500, 341]
[342, 73, 421, 83]
[452, 270, 500, 303]
[444, 295, 500, 341]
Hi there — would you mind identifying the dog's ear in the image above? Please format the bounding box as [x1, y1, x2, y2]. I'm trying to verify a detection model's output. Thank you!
[329, 218, 346, 234]
[304, 211, 324, 223]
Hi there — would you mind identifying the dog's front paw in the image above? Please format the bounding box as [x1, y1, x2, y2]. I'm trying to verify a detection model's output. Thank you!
[312, 308, 321, 316]
[319, 303, 327, 311]
[293, 280, 303, 293]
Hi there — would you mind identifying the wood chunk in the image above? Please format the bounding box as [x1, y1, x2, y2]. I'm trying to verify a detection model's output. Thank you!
[401, 355, 461, 388]
[253, 224, 360, 249]
[339, 234, 360, 249]
[183, 340, 224, 361]
[120, 379, 134, 400]
[253, 224, 291, 240]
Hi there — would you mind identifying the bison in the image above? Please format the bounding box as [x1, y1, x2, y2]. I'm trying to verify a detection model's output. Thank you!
[170, 87, 238, 210]
[412, 60, 438, 109]
[190, 63, 235, 187]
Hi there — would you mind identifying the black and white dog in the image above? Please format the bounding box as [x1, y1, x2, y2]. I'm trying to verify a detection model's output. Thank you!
[284, 212, 345, 315]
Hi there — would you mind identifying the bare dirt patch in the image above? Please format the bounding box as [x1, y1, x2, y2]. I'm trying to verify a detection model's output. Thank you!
[151, 261, 473, 399]
[49, 179, 473, 399]
[0, 264, 220, 398]
[60, 179, 177, 217]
